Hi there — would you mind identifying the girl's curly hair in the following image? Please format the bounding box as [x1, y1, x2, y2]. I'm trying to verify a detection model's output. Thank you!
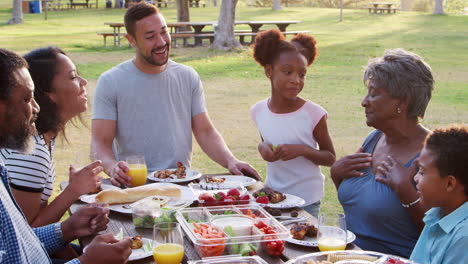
[252, 29, 318, 67]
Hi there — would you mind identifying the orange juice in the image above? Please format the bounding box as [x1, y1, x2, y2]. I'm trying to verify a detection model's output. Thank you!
[153, 243, 184, 264]
[127, 164, 148, 186]
[318, 237, 346, 251]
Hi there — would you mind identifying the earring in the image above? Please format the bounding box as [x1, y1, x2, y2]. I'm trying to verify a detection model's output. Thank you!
[397, 107, 401, 114]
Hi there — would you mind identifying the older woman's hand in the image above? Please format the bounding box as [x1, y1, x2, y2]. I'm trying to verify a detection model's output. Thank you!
[331, 148, 372, 186]
[375, 156, 418, 194]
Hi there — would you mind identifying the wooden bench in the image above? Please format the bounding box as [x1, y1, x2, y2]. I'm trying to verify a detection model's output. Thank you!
[69, 0, 97, 8]
[368, 7, 398, 13]
[185, 30, 311, 46]
[171, 32, 194, 47]
[97, 32, 126, 47]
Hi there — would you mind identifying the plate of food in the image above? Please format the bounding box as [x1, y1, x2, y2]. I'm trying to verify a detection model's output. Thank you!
[284, 250, 416, 264]
[198, 175, 257, 189]
[147, 162, 202, 183]
[285, 222, 356, 247]
[79, 182, 195, 214]
[252, 187, 305, 209]
[79, 184, 120, 199]
[84, 232, 153, 261]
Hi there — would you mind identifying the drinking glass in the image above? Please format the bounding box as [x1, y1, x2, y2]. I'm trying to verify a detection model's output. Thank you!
[126, 155, 148, 187]
[317, 213, 347, 252]
[153, 222, 184, 264]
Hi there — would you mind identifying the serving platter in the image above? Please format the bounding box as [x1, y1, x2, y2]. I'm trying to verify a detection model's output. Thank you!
[256, 193, 306, 209]
[147, 168, 202, 183]
[284, 250, 417, 264]
[284, 222, 356, 247]
[198, 175, 257, 190]
[79, 182, 195, 214]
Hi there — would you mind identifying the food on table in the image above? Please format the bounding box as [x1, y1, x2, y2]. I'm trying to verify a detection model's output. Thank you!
[154, 162, 186, 179]
[153, 243, 184, 264]
[130, 235, 143, 249]
[382, 258, 407, 264]
[95, 185, 181, 204]
[224, 226, 258, 256]
[290, 209, 299, 217]
[290, 223, 318, 240]
[253, 187, 286, 204]
[264, 207, 282, 216]
[205, 176, 226, 183]
[307, 261, 333, 264]
[198, 188, 251, 206]
[212, 216, 254, 237]
[132, 197, 176, 228]
[255, 221, 284, 256]
[326, 253, 378, 262]
[192, 223, 226, 257]
[255, 194, 269, 204]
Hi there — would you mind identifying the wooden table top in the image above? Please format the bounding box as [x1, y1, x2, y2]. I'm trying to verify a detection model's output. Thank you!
[62, 175, 359, 263]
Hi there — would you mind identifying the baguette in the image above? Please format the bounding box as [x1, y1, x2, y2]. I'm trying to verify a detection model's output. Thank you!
[95, 185, 181, 204]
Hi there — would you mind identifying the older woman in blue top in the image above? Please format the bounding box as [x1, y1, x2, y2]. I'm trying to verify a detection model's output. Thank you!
[331, 49, 432, 258]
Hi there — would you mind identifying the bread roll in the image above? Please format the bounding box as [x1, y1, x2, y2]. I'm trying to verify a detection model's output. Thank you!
[95, 185, 181, 204]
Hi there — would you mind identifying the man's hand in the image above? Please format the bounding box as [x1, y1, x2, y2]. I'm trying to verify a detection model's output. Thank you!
[227, 159, 262, 181]
[78, 233, 132, 264]
[68, 161, 103, 197]
[330, 147, 372, 184]
[109, 161, 131, 187]
[274, 144, 306, 161]
[375, 156, 418, 194]
[61, 204, 110, 242]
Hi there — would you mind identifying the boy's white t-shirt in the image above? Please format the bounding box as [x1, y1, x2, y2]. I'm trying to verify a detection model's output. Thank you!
[250, 98, 327, 205]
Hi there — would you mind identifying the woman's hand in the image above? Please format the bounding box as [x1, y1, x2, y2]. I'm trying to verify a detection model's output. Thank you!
[258, 142, 280, 162]
[330, 148, 372, 187]
[68, 160, 103, 197]
[375, 156, 418, 195]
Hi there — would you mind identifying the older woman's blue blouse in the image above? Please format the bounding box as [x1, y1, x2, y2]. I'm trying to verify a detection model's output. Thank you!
[338, 130, 419, 258]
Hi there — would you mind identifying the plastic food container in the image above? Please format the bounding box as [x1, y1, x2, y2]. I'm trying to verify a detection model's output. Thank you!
[188, 255, 269, 264]
[132, 196, 188, 228]
[190, 182, 255, 207]
[176, 204, 290, 258]
[284, 250, 419, 264]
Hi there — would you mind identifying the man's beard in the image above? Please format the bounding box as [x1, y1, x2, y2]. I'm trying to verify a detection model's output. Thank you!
[140, 45, 169, 66]
[0, 109, 36, 154]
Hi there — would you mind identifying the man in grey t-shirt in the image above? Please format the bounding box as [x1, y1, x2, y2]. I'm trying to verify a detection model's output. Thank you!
[91, 3, 260, 187]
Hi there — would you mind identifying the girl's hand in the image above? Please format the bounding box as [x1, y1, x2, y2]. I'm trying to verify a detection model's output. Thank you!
[274, 144, 306, 161]
[375, 156, 418, 194]
[331, 148, 372, 183]
[68, 160, 103, 197]
[258, 142, 280, 162]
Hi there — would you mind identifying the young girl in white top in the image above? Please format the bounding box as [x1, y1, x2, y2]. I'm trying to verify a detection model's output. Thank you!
[250, 29, 335, 217]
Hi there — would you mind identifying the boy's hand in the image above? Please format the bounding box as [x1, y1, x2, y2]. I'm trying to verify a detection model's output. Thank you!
[258, 142, 280, 162]
[274, 144, 306, 161]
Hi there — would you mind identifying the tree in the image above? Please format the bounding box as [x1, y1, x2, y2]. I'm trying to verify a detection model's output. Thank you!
[176, 0, 190, 22]
[114, 0, 120, 8]
[434, 0, 444, 14]
[272, 0, 282, 10]
[213, 0, 242, 50]
[8, 0, 23, 24]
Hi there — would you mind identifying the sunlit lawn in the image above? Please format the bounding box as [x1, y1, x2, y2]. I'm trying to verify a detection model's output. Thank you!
[1, 5, 467, 216]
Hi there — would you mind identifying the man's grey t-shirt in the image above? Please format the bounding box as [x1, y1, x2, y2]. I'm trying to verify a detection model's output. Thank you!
[92, 59, 206, 171]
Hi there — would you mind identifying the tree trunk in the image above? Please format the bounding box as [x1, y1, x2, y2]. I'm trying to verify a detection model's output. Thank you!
[213, 0, 242, 50]
[433, 0, 444, 14]
[8, 0, 23, 24]
[176, 0, 190, 32]
[272, 0, 282, 10]
[211, 0, 217, 7]
[114, 0, 120, 8]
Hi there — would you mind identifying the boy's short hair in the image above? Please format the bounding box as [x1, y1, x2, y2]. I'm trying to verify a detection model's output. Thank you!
[124, 2, 159, 37]
[425, 124, 468, 195]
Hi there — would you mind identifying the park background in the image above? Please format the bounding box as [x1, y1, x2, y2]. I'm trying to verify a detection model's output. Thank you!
[1, 1, 467, 216]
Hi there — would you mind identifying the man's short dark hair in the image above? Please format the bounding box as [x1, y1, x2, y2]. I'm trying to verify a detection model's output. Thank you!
[0, 48, 28, 100]
[124, 2, 159, 37]
[425, 124, 468, 196]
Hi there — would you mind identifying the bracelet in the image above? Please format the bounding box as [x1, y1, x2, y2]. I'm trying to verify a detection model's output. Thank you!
[402, 197, 421, 208]
[54, 222, 64, 241]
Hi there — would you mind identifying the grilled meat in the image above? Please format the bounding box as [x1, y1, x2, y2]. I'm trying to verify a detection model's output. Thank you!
[290, 223, 318, 240]
[253, 187, 286, 204]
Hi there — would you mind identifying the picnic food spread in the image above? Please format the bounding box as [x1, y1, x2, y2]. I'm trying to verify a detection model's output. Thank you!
[154, 161, 187, 179]
[130, 235, 143, 249]
[95, 184, 181, 204]
[290, 223, 318, 240]
[253, 187, 286, 204]
[198, 188, 251, 206]
[205, 176, 226, 183]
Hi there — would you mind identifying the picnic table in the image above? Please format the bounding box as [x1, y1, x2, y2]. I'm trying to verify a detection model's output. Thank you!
[368, 2, 398, 14]
[62, 174, 360, 263]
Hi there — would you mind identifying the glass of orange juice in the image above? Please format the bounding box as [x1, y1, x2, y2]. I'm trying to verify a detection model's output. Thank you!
[317, 213, 347, 252]
[126, 155, 148, 187]
[153, 222, 184, 264]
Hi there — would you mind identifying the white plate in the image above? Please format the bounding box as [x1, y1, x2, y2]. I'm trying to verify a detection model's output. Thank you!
[285, 225, 356, 247]
[79, 182, 196, 214]
[285, 250, 416, 264]
[198, 175, 257, 189]
[79, 184, 120, 200]
[83, 237, 153, 262]
[256, 193, 306, 209]
[147, 168, 202, 183]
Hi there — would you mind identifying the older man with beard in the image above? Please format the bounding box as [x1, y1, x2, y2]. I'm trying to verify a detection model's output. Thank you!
[91, 2, 261, 188]
[0, 48, 132, 264]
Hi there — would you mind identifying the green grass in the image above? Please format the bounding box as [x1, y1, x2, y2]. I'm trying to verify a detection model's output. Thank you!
[1, 6, 467, 216]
